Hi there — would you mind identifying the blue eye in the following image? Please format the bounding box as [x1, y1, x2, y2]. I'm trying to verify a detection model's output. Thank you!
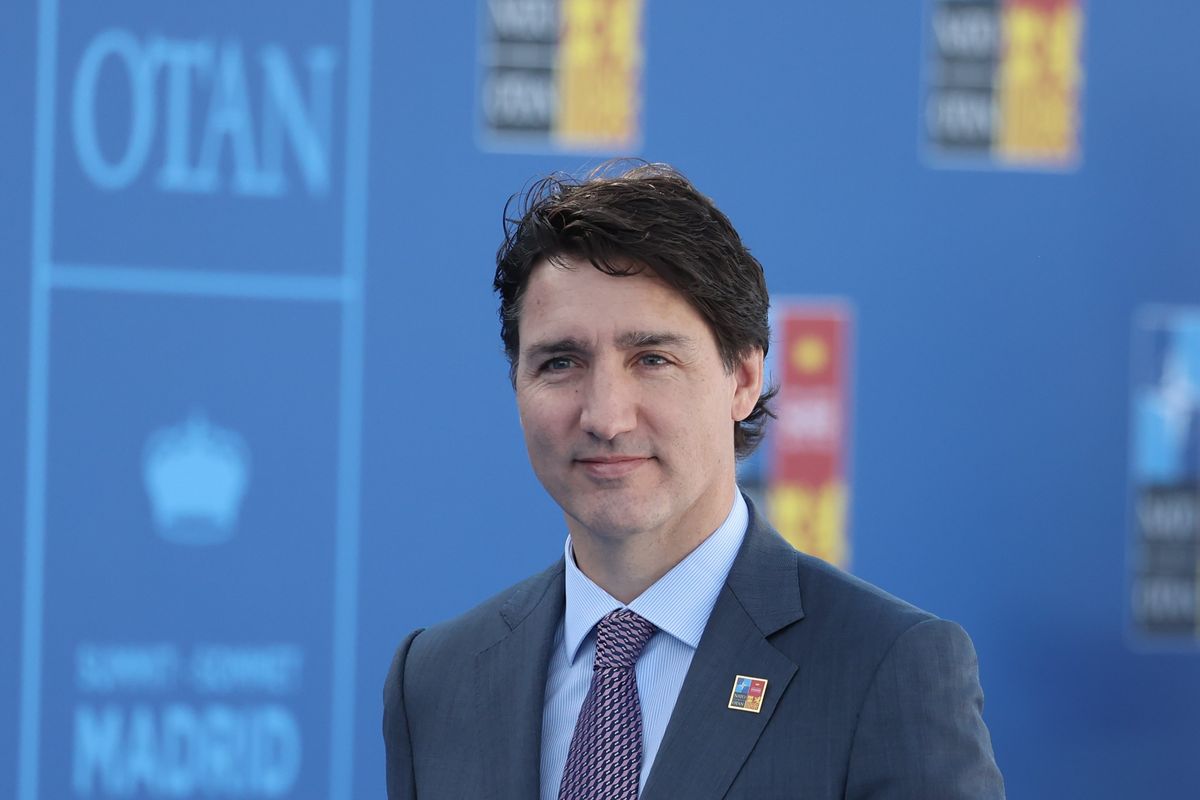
[543, 357, 574, 371]
[640, 354, 668, 366]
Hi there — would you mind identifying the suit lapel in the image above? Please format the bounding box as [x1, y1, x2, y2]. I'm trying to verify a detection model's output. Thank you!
[641, 507, 805, 800]
[475, 561, 565, 800]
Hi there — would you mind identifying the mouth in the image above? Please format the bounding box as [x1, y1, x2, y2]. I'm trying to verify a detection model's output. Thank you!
[574, 456, 651, 480]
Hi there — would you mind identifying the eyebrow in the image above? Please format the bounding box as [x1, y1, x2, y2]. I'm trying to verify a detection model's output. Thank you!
[522, 331, 697, 361]
[615, 331, 697, 351]
[523, 337, 591, 362]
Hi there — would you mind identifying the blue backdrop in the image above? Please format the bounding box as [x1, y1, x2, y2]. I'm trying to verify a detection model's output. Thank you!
[3, 1, 1199, 798]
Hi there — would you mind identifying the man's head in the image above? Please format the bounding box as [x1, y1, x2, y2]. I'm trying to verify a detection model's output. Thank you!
[494, 162, 775, 458]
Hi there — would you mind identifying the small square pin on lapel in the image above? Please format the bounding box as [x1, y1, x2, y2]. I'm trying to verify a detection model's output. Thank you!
[727, 674, 768, 713]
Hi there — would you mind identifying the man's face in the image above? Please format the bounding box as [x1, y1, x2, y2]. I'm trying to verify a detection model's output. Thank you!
[514, 256, 762, 546]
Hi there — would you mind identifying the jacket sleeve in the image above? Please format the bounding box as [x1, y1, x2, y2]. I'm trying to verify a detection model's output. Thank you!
[383, 629, 424, 800]
[845, 618, 1005, 799]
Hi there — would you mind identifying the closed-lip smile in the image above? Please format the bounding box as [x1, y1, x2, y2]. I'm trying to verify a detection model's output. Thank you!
[575, 455, 650, 479]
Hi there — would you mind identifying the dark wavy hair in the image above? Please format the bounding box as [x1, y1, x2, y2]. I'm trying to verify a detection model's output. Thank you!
[493, 161, 776, 458]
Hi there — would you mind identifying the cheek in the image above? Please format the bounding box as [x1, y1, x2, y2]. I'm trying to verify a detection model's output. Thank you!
[518, 396, 573, 450]
[649, 384, 729, 444]
[679, 373, 733, 414]
[687, 384, 737, 450]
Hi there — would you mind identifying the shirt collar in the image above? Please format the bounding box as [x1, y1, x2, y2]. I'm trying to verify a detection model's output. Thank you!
[562, 489, 749, 664]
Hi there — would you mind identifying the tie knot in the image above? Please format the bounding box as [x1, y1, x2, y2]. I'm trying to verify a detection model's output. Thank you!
[593, 609, 657, 669]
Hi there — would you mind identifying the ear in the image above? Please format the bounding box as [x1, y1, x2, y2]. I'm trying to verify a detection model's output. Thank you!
[730, 347, 764, 422]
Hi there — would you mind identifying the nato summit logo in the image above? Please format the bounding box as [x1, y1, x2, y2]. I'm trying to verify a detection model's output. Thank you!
[1130, 311, 1200, 639]
[1135, 318, 1200, 484]
[727, 675, 768, 714]
[142, 411, 251, 545]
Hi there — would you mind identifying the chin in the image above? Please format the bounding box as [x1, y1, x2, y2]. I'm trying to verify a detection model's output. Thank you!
[568, 498, 664, 540]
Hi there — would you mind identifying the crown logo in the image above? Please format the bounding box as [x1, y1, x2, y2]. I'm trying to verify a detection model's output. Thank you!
[142, 410, 251, 545]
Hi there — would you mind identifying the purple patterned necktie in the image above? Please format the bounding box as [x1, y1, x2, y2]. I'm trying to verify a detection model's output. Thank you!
[558, 608, 658, 800]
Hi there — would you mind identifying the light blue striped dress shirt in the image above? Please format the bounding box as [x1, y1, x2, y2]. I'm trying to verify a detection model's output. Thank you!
[539, 490, 749, 799]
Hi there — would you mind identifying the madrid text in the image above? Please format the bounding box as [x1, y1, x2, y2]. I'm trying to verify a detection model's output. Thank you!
[72, 643, 304, 797]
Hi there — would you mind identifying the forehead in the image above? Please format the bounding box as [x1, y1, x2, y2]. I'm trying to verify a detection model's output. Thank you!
[518, 257, 705, 339]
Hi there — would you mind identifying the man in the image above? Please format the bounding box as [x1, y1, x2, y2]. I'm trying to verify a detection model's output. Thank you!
[383, 163, 1004, 799]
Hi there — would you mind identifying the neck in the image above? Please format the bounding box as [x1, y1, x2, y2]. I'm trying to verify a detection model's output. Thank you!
[568, 484, 737, 604]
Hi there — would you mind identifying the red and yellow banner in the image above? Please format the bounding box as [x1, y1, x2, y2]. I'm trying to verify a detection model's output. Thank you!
[767, 306, 852, 568]
[925, 0, 1083, 168]
[996, 0, 1083, 164]
[556, 0, 643, 148]
[480, 0, 643, 151]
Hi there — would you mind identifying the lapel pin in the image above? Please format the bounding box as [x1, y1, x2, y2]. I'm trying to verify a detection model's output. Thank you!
[727, 674, 768, 713]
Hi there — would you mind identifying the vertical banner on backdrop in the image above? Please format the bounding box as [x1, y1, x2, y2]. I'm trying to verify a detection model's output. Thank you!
[739, 303, 854, 569]
[1129, 308, 1200, 644]
[924, 0, 1084, 169]
[18, 1, 371, 798]
[479, 0, 644, 151]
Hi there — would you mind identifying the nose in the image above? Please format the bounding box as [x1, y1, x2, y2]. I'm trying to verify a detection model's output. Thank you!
[579, 360, 637, 442]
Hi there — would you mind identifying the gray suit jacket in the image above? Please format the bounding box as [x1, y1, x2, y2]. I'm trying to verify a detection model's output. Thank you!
[383, 503, 1005, 799]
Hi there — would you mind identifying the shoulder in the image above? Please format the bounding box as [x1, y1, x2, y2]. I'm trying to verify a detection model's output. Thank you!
[795, 550, 976, 672]
[747, 520, 960, 676]
[795, 549, 936, 633]
[734, 501, 942, 652]
[404, 559, 565, 669]
[802, 556, 1003, 795]
[383, 558, 564, 728]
